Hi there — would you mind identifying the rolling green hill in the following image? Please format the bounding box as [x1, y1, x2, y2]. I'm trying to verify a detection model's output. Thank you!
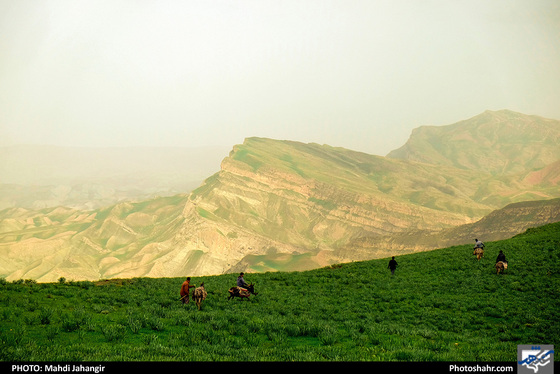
[1, 221, 558, 362]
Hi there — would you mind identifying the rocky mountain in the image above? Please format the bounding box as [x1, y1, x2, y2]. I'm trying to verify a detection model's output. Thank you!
[342, 197, 560, 261]
[0, 195, 189, 281]
[387, 110, 560, 175]
[1, 110, 559, 281]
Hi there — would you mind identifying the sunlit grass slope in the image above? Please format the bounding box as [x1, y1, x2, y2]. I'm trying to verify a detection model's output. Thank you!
[1, 222, 558, 361]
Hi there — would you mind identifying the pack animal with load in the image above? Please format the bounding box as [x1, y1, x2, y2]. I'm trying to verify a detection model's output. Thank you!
[228, 283, 257, 301]
[192, 283, 207, 310]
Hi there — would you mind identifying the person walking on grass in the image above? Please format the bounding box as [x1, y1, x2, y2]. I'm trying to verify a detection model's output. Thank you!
[180, 277, 195, 304]
[388, 256, 398, 275]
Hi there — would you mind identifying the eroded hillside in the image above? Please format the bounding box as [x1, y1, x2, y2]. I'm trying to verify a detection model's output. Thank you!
[1, 110, 559, 281]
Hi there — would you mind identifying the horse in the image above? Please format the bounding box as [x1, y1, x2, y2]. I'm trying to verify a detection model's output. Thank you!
[473, 247, 484, 261]
[192, 283, 207, 310]
[495, 261, 508, 275]
[228, 283, 257, 301]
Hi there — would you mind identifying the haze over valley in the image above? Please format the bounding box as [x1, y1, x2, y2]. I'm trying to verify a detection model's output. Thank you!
[0, 145, 229, 210]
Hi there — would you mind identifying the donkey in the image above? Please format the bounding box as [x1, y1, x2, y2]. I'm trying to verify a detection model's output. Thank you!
[473, 247, 484, 261]
[192, 283, 207, 310]
[495, 261, 508, 275]
[228, 283, 257, 301]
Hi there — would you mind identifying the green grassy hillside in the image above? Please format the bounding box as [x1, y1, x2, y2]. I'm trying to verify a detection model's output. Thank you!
[1, 222, 558, 362]
[387, 110, 560, 175]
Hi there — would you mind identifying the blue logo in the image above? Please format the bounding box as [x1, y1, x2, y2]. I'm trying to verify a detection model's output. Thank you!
[518, 345, 554, 374]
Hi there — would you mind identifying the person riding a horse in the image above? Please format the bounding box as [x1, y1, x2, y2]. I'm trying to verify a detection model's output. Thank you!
[474, 238, 485, 250]
[237, 272, 249, 290]
[228, 272, 257, 301]
[496, 250, 507, 263]
[495, 250, 508, 274]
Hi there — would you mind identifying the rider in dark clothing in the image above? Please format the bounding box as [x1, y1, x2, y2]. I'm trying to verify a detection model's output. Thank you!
[496, 250, 507, 263]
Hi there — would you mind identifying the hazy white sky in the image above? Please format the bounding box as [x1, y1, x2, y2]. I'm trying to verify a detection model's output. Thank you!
[1, 0, 559, 155]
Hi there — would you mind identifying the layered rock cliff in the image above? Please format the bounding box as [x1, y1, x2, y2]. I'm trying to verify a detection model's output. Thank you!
[1, 110, 559, 281]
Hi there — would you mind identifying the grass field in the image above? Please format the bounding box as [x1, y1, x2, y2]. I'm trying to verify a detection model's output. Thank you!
[1, 222, 559, 362]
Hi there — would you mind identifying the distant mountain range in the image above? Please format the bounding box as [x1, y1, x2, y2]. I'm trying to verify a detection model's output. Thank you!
[0, 145, 229, 210]
[388, 109, 560, 175]
[1, 110, 559, 281]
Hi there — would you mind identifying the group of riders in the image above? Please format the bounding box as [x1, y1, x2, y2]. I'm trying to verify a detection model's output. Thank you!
[180, 238, 508, 303]
[179, 272, 253, 304]
[388, 238, 507, 276]
[474, 238, 508, 270]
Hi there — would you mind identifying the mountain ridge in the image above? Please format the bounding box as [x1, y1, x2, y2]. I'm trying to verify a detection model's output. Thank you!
[388, 109, 560, 175]
[1, 109, 559, 281]
[341, 197, 560, 261]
